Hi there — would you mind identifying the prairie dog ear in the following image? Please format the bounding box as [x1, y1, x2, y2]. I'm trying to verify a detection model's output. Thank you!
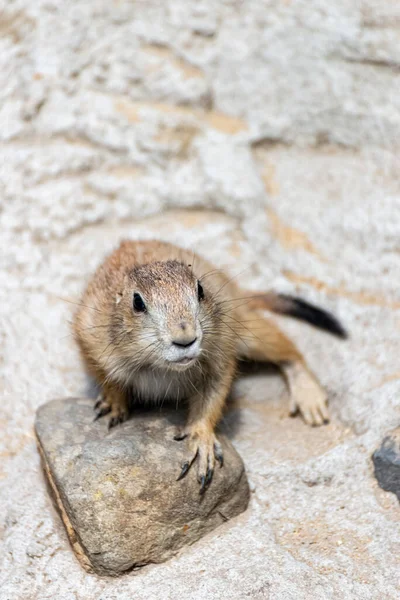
[116, 274, 130, 305]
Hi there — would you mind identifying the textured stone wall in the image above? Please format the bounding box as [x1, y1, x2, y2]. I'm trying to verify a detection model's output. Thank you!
[1, 2, 400, 599]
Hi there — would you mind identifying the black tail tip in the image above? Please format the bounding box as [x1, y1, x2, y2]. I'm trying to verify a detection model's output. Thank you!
[279, 295, 348, 339]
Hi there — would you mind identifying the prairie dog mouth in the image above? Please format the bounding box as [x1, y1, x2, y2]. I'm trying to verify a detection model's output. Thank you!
[167, 356, 197, 370]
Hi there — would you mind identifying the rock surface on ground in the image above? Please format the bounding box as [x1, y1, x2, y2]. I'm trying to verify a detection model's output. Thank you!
[373, 429, 400, 503]
[34, 398, 249, 576]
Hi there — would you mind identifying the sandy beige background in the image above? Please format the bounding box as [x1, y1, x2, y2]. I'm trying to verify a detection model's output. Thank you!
[1, 1, 400, 598]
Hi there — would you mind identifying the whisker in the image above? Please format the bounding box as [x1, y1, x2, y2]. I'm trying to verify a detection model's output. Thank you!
[217, 311, 264, 344]
[211, 265, 253, 301]
[198, 268, 225, 281]
[213, 316, 251, 351]
[57, 296, 103, 313]
[216, 293, 265, 306]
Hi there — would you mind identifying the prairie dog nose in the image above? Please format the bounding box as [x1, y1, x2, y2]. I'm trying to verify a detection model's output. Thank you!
[171, 321, 197, 348]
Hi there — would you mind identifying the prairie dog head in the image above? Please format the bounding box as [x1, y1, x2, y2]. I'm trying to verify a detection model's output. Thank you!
[113, 260, 212, 373]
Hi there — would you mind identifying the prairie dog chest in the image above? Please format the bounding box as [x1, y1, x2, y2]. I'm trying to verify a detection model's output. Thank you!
[129, 368, 197, 403]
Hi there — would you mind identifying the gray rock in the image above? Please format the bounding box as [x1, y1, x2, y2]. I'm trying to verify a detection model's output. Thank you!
[34, 398, 250, 576]
[372, 429, 400, 502]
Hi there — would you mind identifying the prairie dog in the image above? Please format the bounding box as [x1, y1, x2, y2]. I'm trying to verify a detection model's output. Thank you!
[73, 240, 346, 493]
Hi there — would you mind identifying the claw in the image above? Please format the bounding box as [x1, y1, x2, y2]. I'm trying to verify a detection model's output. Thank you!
[94, 399, 102, 410]
[176, 447, 198, 481]
[108, 415, 125, 430]
[174, 432, 188, 441]
[199, 475, 207, 495]
[176, 433, 222, 493]
[93, 406, 111, 421]
[177, 461, 191, 481]
[214, 442, 224, 468]
[205, 466, 214, 486]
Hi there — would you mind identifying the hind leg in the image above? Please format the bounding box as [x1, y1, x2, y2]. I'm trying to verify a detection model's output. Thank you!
[235, 311, 329, 425]
[283, 360, 329, 425]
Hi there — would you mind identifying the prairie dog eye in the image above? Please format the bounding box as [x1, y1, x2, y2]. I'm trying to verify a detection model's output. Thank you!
[133, 292, 146, 312]
[197, 281, 205, 301]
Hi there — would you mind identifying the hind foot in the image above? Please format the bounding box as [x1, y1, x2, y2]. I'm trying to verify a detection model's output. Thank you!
[283, 362, 330, 426]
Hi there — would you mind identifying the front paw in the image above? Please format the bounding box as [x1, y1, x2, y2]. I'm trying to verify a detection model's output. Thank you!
[93, 395, 129, 430]
[174, 426, 223, 494]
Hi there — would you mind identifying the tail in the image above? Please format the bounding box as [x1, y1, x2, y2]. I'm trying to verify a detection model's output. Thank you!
[247, 292, 348, 339]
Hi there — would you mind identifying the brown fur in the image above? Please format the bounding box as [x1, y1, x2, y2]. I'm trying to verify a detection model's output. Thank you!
[73, 240, 335, 492]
